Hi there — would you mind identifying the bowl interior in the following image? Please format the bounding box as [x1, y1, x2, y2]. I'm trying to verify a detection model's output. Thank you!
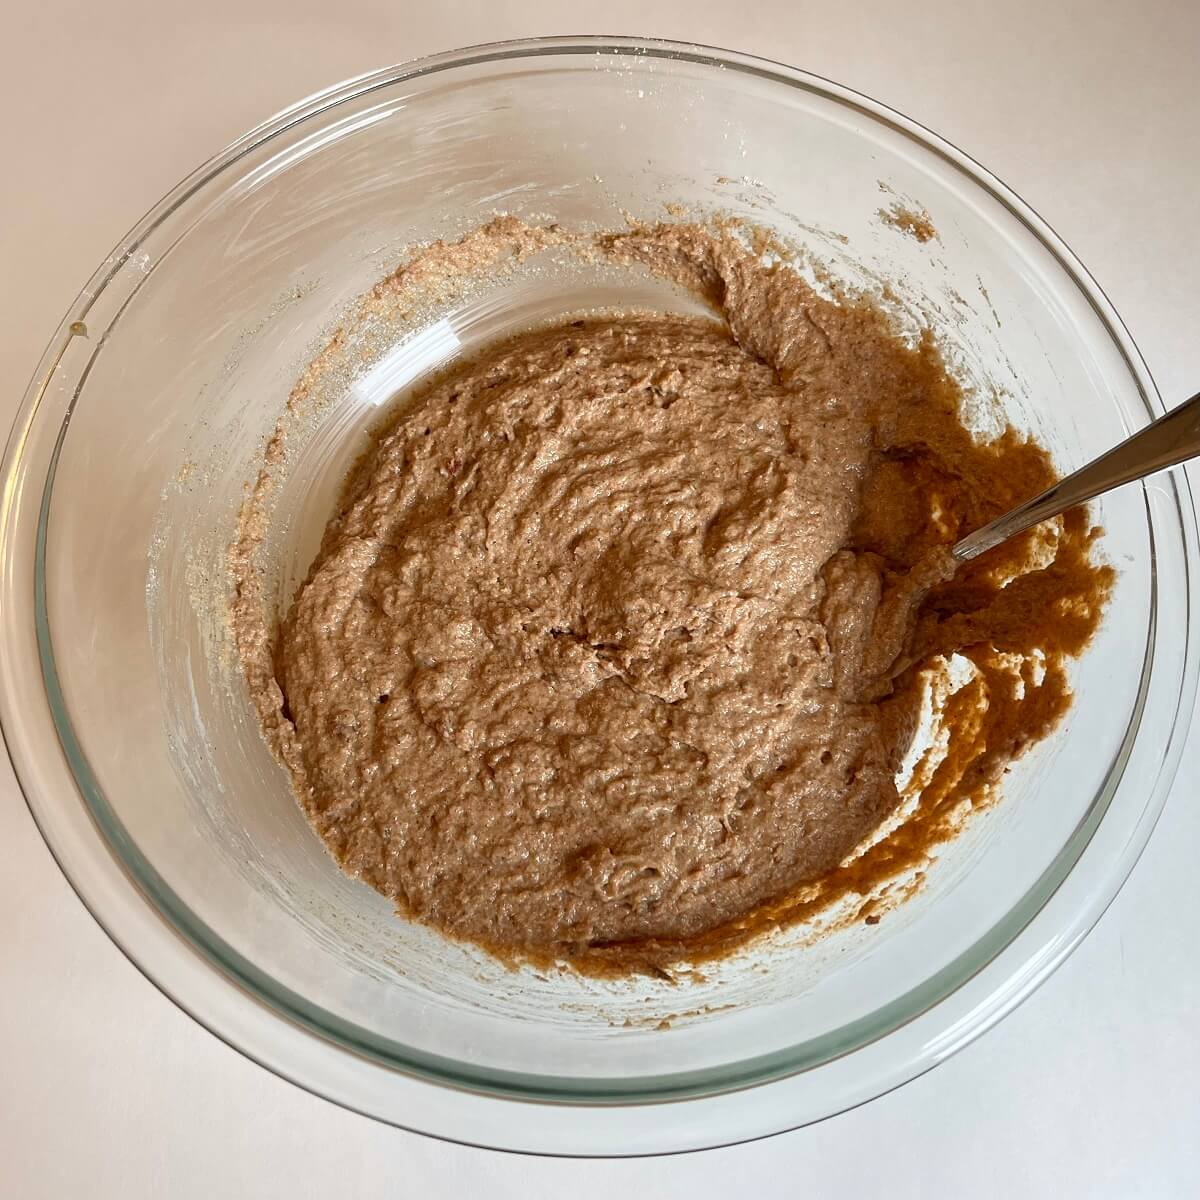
[36, 45, 1159, 1098]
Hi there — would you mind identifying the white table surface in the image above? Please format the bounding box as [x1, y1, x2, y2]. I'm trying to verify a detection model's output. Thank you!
[2, 1, 1197, 1194]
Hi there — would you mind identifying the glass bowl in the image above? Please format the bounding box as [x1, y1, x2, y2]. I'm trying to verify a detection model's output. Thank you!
[1, 37, 1196, 1157]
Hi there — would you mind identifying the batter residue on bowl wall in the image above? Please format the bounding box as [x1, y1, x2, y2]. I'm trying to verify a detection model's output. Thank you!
[231, 217, 1112, 975]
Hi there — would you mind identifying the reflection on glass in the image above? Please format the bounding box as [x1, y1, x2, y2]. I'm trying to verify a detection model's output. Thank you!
[352, 317, 460, 407]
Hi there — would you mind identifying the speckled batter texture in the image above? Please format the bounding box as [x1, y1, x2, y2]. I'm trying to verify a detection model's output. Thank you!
[234, 219, 1111, 973]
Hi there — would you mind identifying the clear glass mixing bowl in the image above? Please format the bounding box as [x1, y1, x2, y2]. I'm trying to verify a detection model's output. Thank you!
[1, 38, 1196, 1156]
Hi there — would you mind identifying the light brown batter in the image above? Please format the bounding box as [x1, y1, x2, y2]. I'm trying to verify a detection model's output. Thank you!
[233, 220, 1112, 973]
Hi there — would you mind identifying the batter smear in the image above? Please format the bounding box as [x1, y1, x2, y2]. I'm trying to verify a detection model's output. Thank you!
[233, 220, 1112, 973]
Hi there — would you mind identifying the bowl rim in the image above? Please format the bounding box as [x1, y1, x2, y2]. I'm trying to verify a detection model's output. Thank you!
[2, 34, 1197, 1153]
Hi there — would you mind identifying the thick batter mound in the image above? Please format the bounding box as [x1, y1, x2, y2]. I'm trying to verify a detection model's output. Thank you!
[235, 221, 1111, 972]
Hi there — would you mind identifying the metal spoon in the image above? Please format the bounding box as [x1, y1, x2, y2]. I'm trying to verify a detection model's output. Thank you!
[953, 390, 1200, 562]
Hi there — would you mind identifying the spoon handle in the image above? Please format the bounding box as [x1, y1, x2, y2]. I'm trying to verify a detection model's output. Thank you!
[953, 389, 1200, 562]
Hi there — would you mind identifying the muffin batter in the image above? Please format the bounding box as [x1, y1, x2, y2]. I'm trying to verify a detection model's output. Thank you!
[234, 220, 1112, 972]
